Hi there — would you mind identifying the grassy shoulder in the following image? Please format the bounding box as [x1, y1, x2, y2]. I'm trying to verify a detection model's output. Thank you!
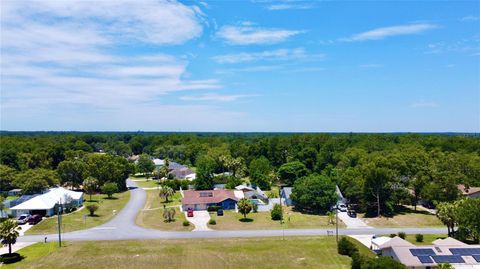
[2, 242, 58, 269]
[10, 237, 361, 269]
[26, 191, 130, 235]
[209, 207, 345, 230]
[361, 208, 442, 228]
[136, 190, 192, 231]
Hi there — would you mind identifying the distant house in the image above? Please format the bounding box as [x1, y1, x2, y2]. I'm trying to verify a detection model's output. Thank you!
[235, 185, 255, 192]
[458, 184, 480, 199]
[181, 190, 239, 211]
[10, 187, 83, 217]
[377, 236, 480, 268]
[152, 158, 195, 179]
[280, 187, 293, 206]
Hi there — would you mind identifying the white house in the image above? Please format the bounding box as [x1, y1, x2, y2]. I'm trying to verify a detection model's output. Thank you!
[10, 187, 83, 217]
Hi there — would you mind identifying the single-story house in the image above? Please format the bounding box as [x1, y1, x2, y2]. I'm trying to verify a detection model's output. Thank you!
[378, 236, 480, 269]
[6, 189, 22, 196]
[151, 158, 195, 179]
[10, 187, 83, 217]
[458, 184, 480, 199]
[235, 185, 255, 192]
[280, 187, 293, 206]
[181, 190, 238, 211]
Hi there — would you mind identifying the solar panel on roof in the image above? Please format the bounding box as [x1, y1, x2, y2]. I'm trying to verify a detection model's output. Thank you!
[410, 249, 436, 256]
[450, 248, 480, 255]
[473, 255, 480, 262]
[431, 255, 465, 263]
[417, 256, 433, 264]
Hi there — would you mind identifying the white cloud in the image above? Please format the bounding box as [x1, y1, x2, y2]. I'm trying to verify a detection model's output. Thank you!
[179, 93, 258, 102]
[461, 15, 479, 22]
[266, 3, 314, 10]
[344, 23, 437, 41]
[410, 101, 439, 108]
[217, 23, 304, 45]
[426, 37, 480, 54]
[212, 48, 309, 63]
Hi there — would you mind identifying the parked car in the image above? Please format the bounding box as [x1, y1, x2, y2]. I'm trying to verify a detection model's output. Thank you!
[338, 203, 348, 212]
[27, 214, 42, 225]
[187, 209, 194, 217]
[16, 214, 31, 225]
[217, 209, 224, 216]
[347, 209, 357, 218]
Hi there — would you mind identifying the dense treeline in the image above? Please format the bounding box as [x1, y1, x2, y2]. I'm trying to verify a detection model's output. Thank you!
[0, 133, 479, 216]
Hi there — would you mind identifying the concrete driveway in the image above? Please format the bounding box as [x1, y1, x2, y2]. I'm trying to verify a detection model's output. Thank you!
[185, 210, 212, 232]
[338, 211, 372, 229]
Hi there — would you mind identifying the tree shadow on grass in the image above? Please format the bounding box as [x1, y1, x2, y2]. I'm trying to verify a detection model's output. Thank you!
[87, 214, 100, 217]
[102, 197, 119, 200]
[239, 218, 253, 222]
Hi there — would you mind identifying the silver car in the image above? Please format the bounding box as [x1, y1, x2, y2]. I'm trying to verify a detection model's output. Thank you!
[16, 214, 31, 224]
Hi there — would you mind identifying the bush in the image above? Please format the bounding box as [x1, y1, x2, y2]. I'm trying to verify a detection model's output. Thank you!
[182, 220, 190, 226]
[398, 232, 406, 239]
[271, 204, 282, 220]
[415, 234, 424, 242]
[389, 234, 396, 238]
[252, 202, 258, 213]
[101, 182, 119, 198]
[363, 256, 406, 269]
[86, 204, 99, 216]
[207, 205, 221, 212]
[162, 179, 189, 190]
[0, 253, 22, 264]
[208, 219, 216, 225]
[351, 252, 365, 269]
[337, 237, 358, 257]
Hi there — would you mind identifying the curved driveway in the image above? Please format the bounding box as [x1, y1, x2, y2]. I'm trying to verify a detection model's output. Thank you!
[18, 179, 447, 242]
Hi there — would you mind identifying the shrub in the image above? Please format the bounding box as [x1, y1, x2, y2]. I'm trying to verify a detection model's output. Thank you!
[398, 232, 406, 239]
[207, 205, 221, 212]
[101, 182, 119, 198]
[351, 252, 365, 269]
[390, 233, 397, 238]
[271, 204, 282, 220]
[0, 253, 22, 264]
[363, 256, 406, 269]
[86, 204, 99, 216]
[208, 219, 216, 225]
[162, 179, 189, 190]
[415, 234, 424, 242]
[337, 237, 358, 257]
[182, 220, 190, 226]
[252, 202, 258, 213]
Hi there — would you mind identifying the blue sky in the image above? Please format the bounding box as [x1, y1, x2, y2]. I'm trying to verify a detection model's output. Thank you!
[1, 0, 479, 132]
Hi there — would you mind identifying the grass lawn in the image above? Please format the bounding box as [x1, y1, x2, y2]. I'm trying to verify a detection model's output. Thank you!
[2, 242, 58, 269]
[134, 179, 162, 189]
[209, 207, 345, 230]
[380, 234, 448, 246]
[361, 208, 443, 228]
[136, 190, 192, 231]
[9, 237, 361, 269]
[26, 191, 130, 235]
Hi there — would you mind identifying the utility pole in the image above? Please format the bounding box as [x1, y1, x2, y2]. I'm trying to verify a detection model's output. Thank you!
[57, 200, 62, 247]
[336, 204, 339, 243]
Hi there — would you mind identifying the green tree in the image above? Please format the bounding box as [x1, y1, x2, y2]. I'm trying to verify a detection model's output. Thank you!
[290, 175, 337, 213]
[83, 177, 98, 201]
[14, 168, 59, 194]
[86, 154, 132, 191]
[163, 207, 176, 222]
[436, 202, 458, 237]
[159, 186, 174, 203]
[0, 165, 16, 191]
[57, 159, 88, 189]
[278, 161, 307, 186]
[101, 182, 119, 199]
[194, 156, 216, 190]
[270, 203, 282, 220]
[363, 164, 394, 217]
[237, 198, 252, 219]
[249, 156, 271, 190]
[455, 198, 480, 242]
[136, 154, 155, 178]
[0, 219, 20, 254]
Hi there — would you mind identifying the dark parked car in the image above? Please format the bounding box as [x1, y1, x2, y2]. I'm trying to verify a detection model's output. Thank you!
[217, 209, 224, 216]
[27, 214, 42, 225]
[347, 209, 357, 218]
[187, 209, 194, 217]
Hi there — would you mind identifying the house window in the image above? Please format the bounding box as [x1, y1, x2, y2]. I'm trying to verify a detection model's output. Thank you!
[199, 192, 213, 197]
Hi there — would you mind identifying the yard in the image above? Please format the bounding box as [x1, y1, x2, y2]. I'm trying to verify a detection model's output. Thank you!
[26, 191, 130, 235]
[208, 207, 345, 230]
[135, 190, 192, 231]
[379, 234, 448, 246]
[361, 209, 443, 228]
[8, 236, 363, 269]
[131, 178, 161, 189]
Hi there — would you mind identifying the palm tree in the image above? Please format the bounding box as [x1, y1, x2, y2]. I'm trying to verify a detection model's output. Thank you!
[159, 186, 174, 203]
[0, 219, 21, 254]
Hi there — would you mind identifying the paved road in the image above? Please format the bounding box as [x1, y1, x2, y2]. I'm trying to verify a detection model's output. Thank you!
[18, 179, 448, 242]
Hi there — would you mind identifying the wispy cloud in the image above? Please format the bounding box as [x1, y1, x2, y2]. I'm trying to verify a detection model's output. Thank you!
[426, 37, 480, 54]
[179, 93, 258, 102]
[461, 15, 479, 22]
[267, 3, 314, 10]
[217, 22, 304, 45]
[344, 23, 438, 41]
[410, 101, 439, 108]
[212, 48, 311, 63]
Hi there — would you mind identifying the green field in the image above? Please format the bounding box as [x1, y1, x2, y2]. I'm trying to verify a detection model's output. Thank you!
[26, 191, 130, 235]
[361, 211, 443, 228]
[209, 207, 345, 230]
[133, 179, 162, 189]
[11, 237, 364, 269]
[136, 190, 191, 231]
